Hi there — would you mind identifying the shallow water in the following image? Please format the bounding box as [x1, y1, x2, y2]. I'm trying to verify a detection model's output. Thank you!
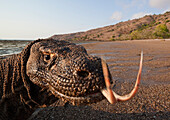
[0, 40, 31, 56]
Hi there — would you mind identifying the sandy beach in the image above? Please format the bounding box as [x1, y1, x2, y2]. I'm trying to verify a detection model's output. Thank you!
[1, 40, 169, 120]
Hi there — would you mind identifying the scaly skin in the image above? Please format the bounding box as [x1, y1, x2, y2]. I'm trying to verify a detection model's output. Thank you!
[0, 39, 111, 120]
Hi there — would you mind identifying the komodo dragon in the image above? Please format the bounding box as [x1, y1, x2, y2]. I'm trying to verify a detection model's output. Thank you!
[0, 39, 143, 120]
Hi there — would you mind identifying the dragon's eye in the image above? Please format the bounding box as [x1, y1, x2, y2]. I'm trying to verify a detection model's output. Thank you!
[44, 54, 51, 61]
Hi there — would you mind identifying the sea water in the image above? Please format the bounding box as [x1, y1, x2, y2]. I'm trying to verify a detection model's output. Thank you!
[0, 40, 31, 56]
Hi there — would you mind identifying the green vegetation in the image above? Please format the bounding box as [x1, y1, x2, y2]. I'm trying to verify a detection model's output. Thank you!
[166, 20, 170, 23]
[153, 24, 170, 38]
[110, 35, 115, 41]
[84, 35, 88, 39]
[96, 33, 103, 38]
[114, 23, 170, 40]
[130, 31, 140, 40]
[154, 22, 161, 25]
[137, 20, 156, 31]
[130, 29, 153, 40]
[100, 33, 103, 36]
[119, 23, 170, 40]
[129, 21, 156, 40]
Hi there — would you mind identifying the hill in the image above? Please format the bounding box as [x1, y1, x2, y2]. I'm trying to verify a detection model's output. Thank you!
[50, 12, 170, 41]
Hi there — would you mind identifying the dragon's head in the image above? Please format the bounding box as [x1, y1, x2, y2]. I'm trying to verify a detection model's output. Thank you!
[26, 39, 108, 105]
[25, 39, 143, 106]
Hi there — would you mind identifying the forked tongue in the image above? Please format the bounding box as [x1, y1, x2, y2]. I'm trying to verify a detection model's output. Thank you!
[101, 52, 143, 104]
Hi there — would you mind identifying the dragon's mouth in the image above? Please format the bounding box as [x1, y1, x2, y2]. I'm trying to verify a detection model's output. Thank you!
[30, 71, 105, 105]
[49, 85, 104, 105]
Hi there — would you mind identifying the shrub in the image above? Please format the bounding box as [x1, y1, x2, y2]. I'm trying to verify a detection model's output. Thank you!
[153, 24, 170, 38]
[154, 22, 161, 25]
[110, 35, 115, 41]
[166, 20, 170, 23]
[130, 30, 141, 40]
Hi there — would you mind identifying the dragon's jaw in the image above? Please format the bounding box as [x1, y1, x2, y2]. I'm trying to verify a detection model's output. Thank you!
[29, 70, 106, 105]
[49, 85, 104, 105]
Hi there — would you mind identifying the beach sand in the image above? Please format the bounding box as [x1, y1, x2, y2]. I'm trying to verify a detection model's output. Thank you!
[4, 40, 170, 120]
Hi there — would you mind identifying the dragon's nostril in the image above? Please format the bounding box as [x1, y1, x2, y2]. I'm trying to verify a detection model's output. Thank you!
[77, 70, 89, 78]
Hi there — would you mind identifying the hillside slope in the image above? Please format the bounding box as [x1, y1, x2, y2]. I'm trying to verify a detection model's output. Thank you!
[51, 12, 170, 41]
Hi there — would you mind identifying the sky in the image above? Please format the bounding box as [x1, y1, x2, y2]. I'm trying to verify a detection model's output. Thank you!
[0, 0, 170, 40]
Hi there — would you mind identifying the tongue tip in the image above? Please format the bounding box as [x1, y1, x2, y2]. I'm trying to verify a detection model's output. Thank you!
[101, 89, 117, 104]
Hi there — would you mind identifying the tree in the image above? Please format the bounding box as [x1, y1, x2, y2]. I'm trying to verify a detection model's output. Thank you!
[154, 24, 170, 38]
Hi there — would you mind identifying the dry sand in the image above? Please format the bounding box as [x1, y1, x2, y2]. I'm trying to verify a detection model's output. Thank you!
[27, 40, 169, 120]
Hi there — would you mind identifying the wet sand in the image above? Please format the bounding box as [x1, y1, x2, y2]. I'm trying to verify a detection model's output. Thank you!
[3, 40, 170, 120]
